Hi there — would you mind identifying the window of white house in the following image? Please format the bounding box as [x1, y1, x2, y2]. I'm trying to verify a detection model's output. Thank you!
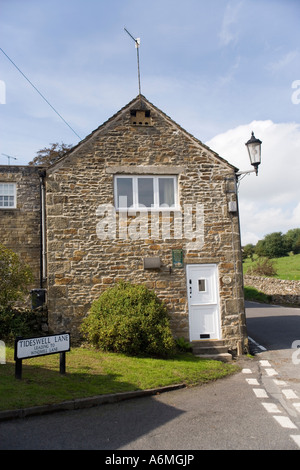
[115, 175, 178, 210]
[0, 183, 16, 209]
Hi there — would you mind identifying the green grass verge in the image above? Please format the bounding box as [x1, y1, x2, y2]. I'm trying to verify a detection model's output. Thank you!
[244, 286, 272, 304]
[272, 254, 300, 280]
[0, 346, 239, 411]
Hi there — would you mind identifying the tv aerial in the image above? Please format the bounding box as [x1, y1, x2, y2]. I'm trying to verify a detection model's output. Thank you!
[124, 28, 142, 99]
[1, 153, 17, 165]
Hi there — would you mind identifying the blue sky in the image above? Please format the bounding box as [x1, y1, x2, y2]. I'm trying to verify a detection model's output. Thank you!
[1, 0, 300, 244]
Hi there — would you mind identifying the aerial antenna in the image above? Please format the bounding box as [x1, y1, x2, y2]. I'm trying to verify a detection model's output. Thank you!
[124, 28, 142, 99]
[1, 153, 17, 165]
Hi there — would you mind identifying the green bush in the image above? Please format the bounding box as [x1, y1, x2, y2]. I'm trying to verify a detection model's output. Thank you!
[0, 243, 33, 309]
[247, 257, 277, 277]
[175, 337, 192, 352]
[0, 307, 44, 342]
[81, 281, 175, 357]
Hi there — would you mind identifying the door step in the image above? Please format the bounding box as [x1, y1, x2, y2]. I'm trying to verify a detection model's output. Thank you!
[191, 340, 233, 362]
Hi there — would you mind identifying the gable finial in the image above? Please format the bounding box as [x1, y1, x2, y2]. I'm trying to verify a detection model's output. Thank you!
[124, 28, 142, 102]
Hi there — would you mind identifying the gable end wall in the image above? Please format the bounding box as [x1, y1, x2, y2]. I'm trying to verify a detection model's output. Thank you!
[45, 100, 246, 350]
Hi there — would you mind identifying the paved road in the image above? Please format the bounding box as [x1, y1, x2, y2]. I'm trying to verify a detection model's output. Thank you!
[1, 302, 300, 451]
[246, 301, 300, 423]
[1, 360, 300, 451]
[246, 301, 300, 351]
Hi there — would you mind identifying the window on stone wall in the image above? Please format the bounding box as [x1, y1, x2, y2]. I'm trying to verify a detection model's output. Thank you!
[114, 175, 178, 210]
[0, 183, 16, 208]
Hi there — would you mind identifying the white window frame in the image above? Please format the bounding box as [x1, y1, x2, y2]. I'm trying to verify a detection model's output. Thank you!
[114, 175, 179, 211]
[0, 183, 17, 209]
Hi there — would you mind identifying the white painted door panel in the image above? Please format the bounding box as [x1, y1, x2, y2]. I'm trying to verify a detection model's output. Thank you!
[187, 264, 220, 341]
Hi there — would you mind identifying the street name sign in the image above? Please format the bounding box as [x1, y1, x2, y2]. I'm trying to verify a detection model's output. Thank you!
[14, 333, 70, 379]
[15, 333, 70, 359]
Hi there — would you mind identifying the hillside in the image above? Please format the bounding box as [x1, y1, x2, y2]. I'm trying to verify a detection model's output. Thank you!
[243, 253, 300, 281]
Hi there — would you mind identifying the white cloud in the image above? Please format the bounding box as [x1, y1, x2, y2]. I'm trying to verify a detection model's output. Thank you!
[238, 201, 300, 246]
[219, 1, 243, 47]
[206, 120, 300, 244]
[266, 50, 299, 73]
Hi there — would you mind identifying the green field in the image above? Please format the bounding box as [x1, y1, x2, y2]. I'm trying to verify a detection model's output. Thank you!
[243, 253, 300, 280]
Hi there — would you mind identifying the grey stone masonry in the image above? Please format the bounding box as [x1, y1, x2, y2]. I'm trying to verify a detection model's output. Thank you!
[244, 275, 300, 306]
[0, 165, 43, 289]
[45, 95, 247, 351]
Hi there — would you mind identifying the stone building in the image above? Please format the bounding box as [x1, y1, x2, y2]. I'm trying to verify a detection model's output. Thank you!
[0, 165, 44, 287]
[0, 95, 248, 356]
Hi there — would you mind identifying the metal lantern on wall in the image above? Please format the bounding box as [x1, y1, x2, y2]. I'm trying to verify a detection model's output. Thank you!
[245, 131, 262, 175]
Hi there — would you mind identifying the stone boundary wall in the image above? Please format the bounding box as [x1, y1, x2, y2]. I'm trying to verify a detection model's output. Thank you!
[244, 275, 300, 306]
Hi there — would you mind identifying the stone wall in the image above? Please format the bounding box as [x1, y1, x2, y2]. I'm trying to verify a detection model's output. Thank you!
[0, 166, 42, 292]
[244, 275, 300, 306]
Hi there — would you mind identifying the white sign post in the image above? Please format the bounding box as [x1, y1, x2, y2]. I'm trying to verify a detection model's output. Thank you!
[14, 333, 70, 379]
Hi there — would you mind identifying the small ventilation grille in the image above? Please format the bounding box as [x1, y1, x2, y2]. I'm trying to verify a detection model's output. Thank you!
[130, 109, 152, 126]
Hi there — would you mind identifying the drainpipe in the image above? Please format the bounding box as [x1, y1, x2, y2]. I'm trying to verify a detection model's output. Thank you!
[38, 169, 46, 288]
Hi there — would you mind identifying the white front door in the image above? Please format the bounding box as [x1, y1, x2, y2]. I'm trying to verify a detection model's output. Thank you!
[187, 264, 221, 341]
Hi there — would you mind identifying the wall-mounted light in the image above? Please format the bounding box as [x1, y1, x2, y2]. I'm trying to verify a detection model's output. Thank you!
[236, 131, 262, 178]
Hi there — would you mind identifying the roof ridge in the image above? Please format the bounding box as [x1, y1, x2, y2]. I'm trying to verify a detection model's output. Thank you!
[47, 95, 144, 171]
[47, 94, 237, 172]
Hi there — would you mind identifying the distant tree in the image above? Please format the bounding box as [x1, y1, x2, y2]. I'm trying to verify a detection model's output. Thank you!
[28, 142, 73, 167]
[243, 243, 255, 261]
[294, 237, 300, 255]
[284, 228, 300, 254]
[255, 232, 288, 258]
[254, 239, 266, 258]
